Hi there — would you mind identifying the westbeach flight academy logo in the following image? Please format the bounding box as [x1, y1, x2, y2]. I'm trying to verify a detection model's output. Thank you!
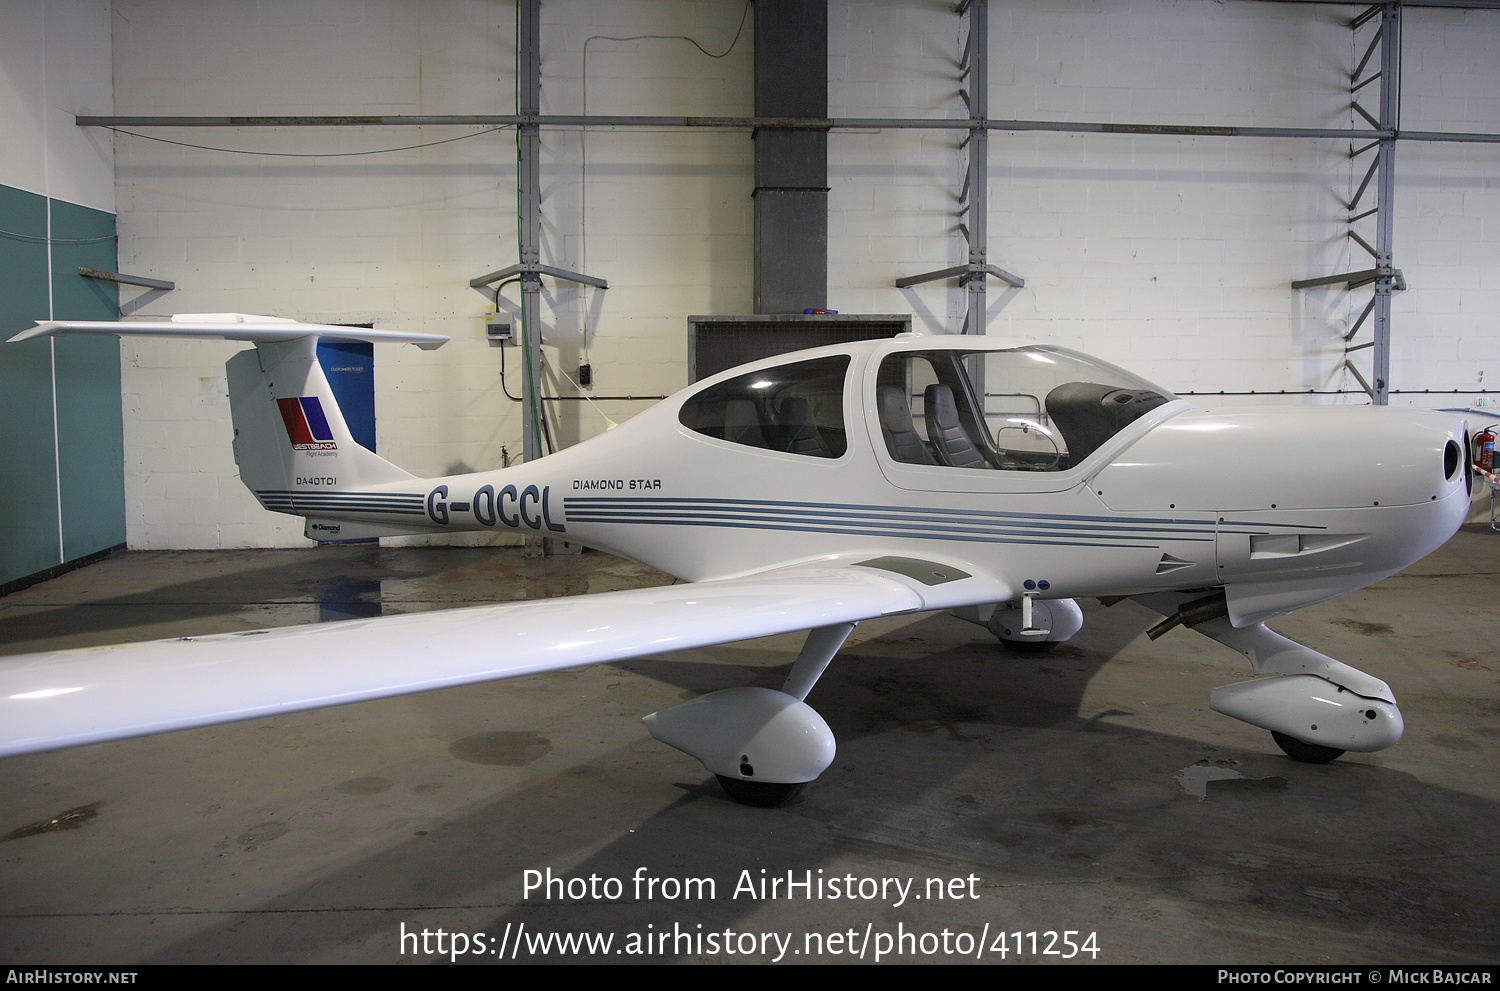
[277, 397, 338, 451]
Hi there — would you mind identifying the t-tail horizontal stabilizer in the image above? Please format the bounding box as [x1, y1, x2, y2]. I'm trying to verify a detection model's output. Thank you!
[10, 312, 450, 349]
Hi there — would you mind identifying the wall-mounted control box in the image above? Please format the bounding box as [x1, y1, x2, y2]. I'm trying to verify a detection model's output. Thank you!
[485, 316, 513, 344]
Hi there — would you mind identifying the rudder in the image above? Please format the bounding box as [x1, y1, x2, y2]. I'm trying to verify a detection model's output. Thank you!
[227, 337, 414, 516]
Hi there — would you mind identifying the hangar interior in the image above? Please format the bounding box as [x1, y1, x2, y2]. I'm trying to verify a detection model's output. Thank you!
[1, 0, 1499, 966]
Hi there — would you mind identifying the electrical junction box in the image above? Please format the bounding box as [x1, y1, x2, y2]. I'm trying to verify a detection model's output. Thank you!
[485, 316, 513, 344]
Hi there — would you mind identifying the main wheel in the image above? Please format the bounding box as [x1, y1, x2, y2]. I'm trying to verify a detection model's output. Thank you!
[998, 637, 1059, 654]
[1272, 731, 1345, 764]
[715, 775, 806, 808]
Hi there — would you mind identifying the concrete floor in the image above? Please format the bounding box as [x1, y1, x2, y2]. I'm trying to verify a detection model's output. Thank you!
[0, 528, 1496, 965]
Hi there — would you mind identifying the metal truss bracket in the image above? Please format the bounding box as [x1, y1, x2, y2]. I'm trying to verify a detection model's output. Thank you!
[470, 263, 608, 301]
[78, 267, 175, 291]
[1291, 267, 1405, 292]
[1342, 358, 1379, 400]
[895, 262, 1024, 290]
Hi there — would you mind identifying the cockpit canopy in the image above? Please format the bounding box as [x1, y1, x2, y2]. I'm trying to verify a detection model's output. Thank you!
[676, 344, 1174, 472]
[878, 346, 1175, 472]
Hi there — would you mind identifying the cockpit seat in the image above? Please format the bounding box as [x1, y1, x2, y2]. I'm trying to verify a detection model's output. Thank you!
[878, 385, 934, 465]
[924, 384, 987, 469]
[725, 399, 769, 448]
[777, 397, 827, 457]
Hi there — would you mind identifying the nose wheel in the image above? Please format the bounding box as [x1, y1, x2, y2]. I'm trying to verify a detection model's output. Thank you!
[1272, 731, 1345, 764]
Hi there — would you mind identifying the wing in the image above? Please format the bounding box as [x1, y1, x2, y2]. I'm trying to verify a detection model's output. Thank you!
[0, 557, 1008, 758]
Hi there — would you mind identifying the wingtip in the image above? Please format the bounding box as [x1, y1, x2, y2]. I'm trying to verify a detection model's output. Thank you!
[8, 322, 60, 343]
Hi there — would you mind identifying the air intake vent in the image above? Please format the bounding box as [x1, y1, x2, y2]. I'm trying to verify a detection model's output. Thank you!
[1155, 553, 1196, 574]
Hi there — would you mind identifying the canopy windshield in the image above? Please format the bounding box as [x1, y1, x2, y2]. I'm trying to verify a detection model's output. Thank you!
[875, 346, 1175, 472]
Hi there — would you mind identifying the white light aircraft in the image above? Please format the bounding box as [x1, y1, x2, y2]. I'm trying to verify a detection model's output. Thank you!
[0, 314, 1473, 806]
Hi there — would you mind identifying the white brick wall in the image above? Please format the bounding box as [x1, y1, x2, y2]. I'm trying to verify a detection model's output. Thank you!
[113, 0, 757, 548]
[110, 0, 1500, 548]
[830, 1, 1499, 406]
[0, 0, 113, 212]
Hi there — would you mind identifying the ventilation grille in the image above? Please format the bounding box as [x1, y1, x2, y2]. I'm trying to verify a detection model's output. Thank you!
[687, 314, 911, 383]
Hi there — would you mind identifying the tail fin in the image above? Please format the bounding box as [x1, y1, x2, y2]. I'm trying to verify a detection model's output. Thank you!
[227, 336, 414, 510]
[12, 314, 450, 534]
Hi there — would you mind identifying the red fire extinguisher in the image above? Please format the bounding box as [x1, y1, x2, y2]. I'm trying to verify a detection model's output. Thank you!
[1478, 426, 1496, 474]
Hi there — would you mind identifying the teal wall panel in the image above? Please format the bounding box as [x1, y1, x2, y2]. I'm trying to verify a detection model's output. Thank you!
[0, 184, 123, 587]
[0, 185, 63, 583]
[51, 200, 125, 564]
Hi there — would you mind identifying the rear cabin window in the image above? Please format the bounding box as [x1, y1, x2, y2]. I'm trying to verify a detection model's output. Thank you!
[876, 347, 1173, 471]
[678, 355, 850, 459]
